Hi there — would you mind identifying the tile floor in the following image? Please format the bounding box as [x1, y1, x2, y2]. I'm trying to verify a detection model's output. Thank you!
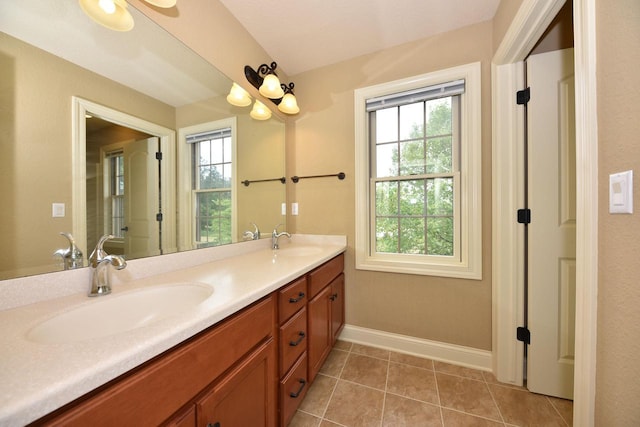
[289, 341, 573, 427]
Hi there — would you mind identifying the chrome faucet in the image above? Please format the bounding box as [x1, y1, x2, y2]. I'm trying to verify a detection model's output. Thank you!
[242, 222, 261, 241]
[271, 224, 291, 250]
[53, 232, 84, 270]
[88, 235, 126, 297]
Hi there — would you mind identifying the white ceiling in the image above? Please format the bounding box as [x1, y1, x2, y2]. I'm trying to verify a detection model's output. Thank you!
[219, 0, 501, 76]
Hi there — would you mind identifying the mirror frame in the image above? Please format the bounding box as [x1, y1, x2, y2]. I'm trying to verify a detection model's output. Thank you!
[72, 97, 177, 256]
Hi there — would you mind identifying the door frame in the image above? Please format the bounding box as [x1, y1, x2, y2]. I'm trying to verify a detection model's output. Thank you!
[72, 97, 177, 258]
[491, 0, 598, 425]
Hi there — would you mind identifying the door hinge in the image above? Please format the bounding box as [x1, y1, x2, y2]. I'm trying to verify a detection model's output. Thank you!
[516, 87, 530, 105]
[156, 213, 163, 222]
[155, 151, 163, 161]
[517, 208, 531, 224]
[517, 327, 530, 344]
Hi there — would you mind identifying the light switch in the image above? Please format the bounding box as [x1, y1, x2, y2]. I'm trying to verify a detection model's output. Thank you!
[52, 203, 65, 218]
[281, 202, 286, 216]
[609, 170, 633, 214]
[292, 202, 299, 216]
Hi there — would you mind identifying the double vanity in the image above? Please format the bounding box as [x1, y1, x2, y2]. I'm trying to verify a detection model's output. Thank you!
[0, 235, 346, 426]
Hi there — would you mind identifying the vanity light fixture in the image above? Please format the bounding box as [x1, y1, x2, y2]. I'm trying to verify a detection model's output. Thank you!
[226, 83, 252, 107]
[79, 0, 176, 32]
[245, 62, 300, 115]
[79, 0, 134, 31]
[278, 83, 300, 115]
[250, 100, 272, 121]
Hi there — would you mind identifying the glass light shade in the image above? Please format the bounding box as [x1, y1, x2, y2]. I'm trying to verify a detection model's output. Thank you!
[79, 0, 134, 31]
[142, 0, 177, 7]
[259, 74, 284, 99]
[250, 100, 272, 121]
[226, 83, 252, 107]
[278, 93, 300, 114]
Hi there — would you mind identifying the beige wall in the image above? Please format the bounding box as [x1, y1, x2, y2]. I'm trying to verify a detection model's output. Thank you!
[0, 33, 174, 279]
[492, 0, 524, 54]
[288, 21, 494, 350]
[596, 0, 640, 424]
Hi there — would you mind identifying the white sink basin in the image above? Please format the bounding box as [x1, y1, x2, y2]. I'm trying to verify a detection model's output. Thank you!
[27, 283, 213, 344]
[275, 246, 323, 257]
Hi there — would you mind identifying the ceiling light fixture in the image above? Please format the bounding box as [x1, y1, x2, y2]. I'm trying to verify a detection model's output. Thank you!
[79, 0, 176, 32]
[245, 62, 300, 115]
[226, 82, 252, 107]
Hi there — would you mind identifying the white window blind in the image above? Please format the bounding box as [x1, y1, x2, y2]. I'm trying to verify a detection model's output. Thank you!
[365, 79, 465, 112]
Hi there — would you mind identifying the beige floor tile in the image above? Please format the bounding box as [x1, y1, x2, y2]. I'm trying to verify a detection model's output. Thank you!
[324, 380, 385, 427]
[387, 362, 439, 405]
[319, 348, 349, 377]
[547, 396, 573, 426]
[441, 408, 504, 426]
[351, 343, 391, 360]
[436, 373, 502, 421]
[488, 384, 567, 426]
[333, 339, 353, 351]
[288, 410, 322, 427]
[434, 361, 485, 381]
[389, 352, 435, 370]
[340, 353, 389, 390]
[382, 393, 443, 426]
[319, 420, 343, 427]
[299, 374, 338, 416]
[482, 371, 527, 391]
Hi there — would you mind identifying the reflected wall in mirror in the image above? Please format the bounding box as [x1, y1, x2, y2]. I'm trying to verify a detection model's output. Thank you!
[0, 1, 285, 280]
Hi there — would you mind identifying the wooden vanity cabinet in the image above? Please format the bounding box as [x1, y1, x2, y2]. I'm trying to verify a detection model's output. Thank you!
[307, 254, 345, 383]
[33, 295, 277, 427]
[277, 277, 309, 426]
[32, 252, 346, 427]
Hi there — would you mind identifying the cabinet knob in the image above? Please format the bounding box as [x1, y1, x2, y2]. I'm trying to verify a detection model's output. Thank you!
[289, 331, 306, 347]
[289, 292, 305, 303]
[329, 293, 338, 301]
[289, 379, 307, 398]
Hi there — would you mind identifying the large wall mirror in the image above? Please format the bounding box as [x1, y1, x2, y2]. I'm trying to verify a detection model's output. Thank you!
[0, 1, 286, 280]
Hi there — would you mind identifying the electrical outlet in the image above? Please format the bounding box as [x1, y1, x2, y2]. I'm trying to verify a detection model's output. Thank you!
[292, 202, 299, 216]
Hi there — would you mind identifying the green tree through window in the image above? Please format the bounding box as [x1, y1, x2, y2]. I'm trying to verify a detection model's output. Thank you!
[373, 98, 456, 256]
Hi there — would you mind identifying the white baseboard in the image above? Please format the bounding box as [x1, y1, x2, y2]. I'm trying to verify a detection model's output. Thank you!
[339, 324, 493, 372]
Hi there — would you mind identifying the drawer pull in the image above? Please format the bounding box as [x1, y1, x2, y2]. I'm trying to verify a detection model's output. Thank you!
[289, 292, 305, 303]
[329, 293, 338, 301]
[289, 331, 306, 347]
[289, 379, 307, 398]
[207, 423, 220, 427]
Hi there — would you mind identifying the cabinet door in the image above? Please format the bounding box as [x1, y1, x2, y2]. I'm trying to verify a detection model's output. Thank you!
[307, 285, 332, 383]
[330, 273, 345, 344]
[197, 339, 276, 427]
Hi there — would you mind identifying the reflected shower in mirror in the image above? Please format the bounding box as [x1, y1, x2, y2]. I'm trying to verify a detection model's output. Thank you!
[0, 1, 285, 280]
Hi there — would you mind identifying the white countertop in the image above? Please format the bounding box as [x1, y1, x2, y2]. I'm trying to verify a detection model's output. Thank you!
[0, 235, 346, 426]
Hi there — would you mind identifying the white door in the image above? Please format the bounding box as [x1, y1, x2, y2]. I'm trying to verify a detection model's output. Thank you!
[527, 48, 576, 399]
[124, 137, 160, 259]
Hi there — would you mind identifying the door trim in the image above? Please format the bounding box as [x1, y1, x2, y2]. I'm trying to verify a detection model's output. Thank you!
[72, 97, 177, 258]
[491, 0, 598, 425]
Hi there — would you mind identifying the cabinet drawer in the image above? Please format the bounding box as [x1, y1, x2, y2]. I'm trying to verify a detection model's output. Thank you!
[280, 353, 308, 427]
[308, 254, 344, 299]
[279, 306, 307, 376]
[278, 276, 307, 324]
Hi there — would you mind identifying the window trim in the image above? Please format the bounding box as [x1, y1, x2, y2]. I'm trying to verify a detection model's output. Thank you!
[354, 62, 482, 280]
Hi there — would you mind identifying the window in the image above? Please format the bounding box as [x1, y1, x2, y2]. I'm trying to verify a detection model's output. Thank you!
[106, 151, 125, 239]
[354, 62, 482, 279]
[189, 126, 234, 247]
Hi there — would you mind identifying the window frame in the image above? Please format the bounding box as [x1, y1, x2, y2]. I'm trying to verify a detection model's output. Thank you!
[354, 62, 482, 279]
[178, 118, 237, 250]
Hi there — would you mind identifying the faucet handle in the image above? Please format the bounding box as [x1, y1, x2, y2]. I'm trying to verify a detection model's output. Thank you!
[273, 223, 283, 234]
[89, 234, 115, 267]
